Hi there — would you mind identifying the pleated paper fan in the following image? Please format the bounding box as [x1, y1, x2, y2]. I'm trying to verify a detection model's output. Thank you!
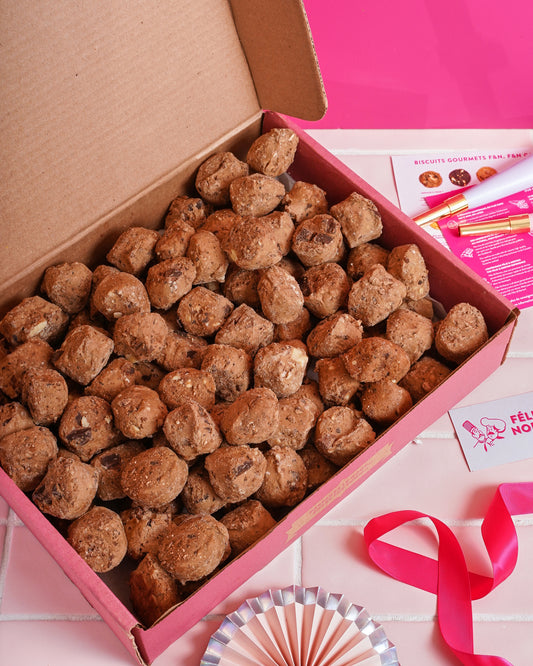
[201, 586, 398, 666]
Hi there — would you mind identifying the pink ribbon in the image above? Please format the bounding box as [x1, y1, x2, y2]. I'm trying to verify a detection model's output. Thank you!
[363, 483, 533, 665]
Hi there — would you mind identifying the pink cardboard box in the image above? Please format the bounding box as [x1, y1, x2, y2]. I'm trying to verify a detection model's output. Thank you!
[0, 110, 518, 664]
[0, 2, 518, 663]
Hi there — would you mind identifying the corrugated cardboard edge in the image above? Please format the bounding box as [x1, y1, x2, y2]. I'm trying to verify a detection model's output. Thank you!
[229, 0, 327, 120]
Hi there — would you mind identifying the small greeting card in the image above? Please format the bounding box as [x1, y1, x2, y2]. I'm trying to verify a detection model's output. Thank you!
[449, 391, 533, 471]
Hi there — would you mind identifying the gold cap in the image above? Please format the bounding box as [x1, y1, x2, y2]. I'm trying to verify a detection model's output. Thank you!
[459, 213, 532, 236]
[413, 193, 469, 227]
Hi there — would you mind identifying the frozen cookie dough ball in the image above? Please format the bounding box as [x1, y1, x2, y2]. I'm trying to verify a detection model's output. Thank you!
[113, 312, 169, 363]
[282, 180, 328, 222]
[253, 342, 308, 398]
[255, 445, 308, 509]
[291, 214, 345, 267]
[330, 192, 383, 248]
[220, 387, 279, 445]
[68, 506, 127, 573]
[205, 444, 267, 503]
[361, 379, 413, 425]
[158, 514, 229, 582]
[121, 447, 188, 508]
[163, 400, 222, 462]
[221, 499, 276, 555]
[53, 325, 114, 386]
[106, 226, 160, 276]
[386, 244, 430, 301]
[41, 262, 93, 314]
[130, 554, 181, 626]
[246, 128, 299, 177]
[195, 152, 249, 206]
[314, 407, 375, 466]
[399, 355, 451, 402]
[0, 425, 58, 491]
[435, 302, 488, 364]
[32, 456, 99, 520]
[0, 295, 69, 347]
[59, 395, 120, 461]
[347, 264, 406, 327]
[111, 386, 168, 439]
[343, 337, 411, 384]
[229, 173, 286, 217]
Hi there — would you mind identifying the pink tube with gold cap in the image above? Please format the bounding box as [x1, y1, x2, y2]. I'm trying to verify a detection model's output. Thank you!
[414, 153, 533, 227]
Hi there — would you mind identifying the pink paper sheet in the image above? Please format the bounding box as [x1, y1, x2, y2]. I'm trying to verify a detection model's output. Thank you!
[426, 187, 533, 309]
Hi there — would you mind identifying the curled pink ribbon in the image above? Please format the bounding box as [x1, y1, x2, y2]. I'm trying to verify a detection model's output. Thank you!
[363, 483, 533, 665]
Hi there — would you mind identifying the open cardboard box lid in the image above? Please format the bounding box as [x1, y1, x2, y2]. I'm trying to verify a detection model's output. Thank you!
[0, 0, 326, 311]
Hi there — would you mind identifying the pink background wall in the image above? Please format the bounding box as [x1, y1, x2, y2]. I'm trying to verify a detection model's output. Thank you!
[302, 0, 533, 129]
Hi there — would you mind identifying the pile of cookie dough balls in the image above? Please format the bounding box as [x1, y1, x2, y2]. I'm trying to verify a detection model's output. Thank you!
[0, 127, 489, 626]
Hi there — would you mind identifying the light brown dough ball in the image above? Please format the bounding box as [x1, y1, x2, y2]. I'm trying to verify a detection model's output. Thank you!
[292, 380, 325, 421]
[314, 407, 375, 466]
[257, 265, 304, 325]
[145, 257, 196, 310]
[399, 355, 451, 402]
[229, 173, 286, 217]
[315, 356, 360, 407]
[343, 337, 411, 384]
[306, 312, 363, 358]
[0, 425, 57, 491]
[361, 379, 413, 425]
[59, 395, 120, 461]
[291, 214, 345, 267]
[223, 266, 261, 308]
[155, 220, 195, 260]
[106, 226, 159, 276]
[156, 330, 208, 372]
[267, 394, 317, 450]
[200, 208, 240, 247]
[177, 286, 234, 337]
[0, 339, 53, 399]
[32, 456, 99, 520]
[133, 361, 166, 391]
[41, 262, 93, 314]
[121, 506, 174, 560]
[91, 440, 145, 501]
[187, 230, 228, 284]
[253, 342, 308, 398]
[255, 445, 308, 508]
[282, 180, 328, 222]
[92, 272, 151, 321]
[221, 387, 279, 445]
[158, 514, 229, 583]
[204, 444, 267, 503]
[246, 127, 299, 176]
[435, 302, 489, 364]
[347, 264, 407, 327]
[180, 465, 226, 516]
[111, 385, 168, 439]
[53, 325, 114, 386]
[129, 554, 181, 627]
[21, 367, 68, 425]
[85, 357, 137, 402]
[195, 152, 249, 206]
[0, 401, 34, 440]
[164, 194, 211, 230]
[224, 212, 293, 270]
[274, 307, 312, 342]
[163, 400, 221, 461]
[346, 243, 390, 280]
[386, 244, 430, 300]
[0, 295, 69, 347]
[215, 304, 274, 356]
[402, 296, 434, 320]
[121, 447, 188, 508]
[200, 343, 251, 402]
[113, 312, 169, 363]
[68, 506, 127, 573]
[299, 444, 338, 491]
[158, 368, 216, 411]
[330, 192, 383, 248]
[221, 500, 276, 555]
[300, 262, 351, 319]
[386, 308, 434, 363]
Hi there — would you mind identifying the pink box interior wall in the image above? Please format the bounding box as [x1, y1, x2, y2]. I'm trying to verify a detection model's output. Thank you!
[301, 0, 533, 129]
[0, 111, 518, 665]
